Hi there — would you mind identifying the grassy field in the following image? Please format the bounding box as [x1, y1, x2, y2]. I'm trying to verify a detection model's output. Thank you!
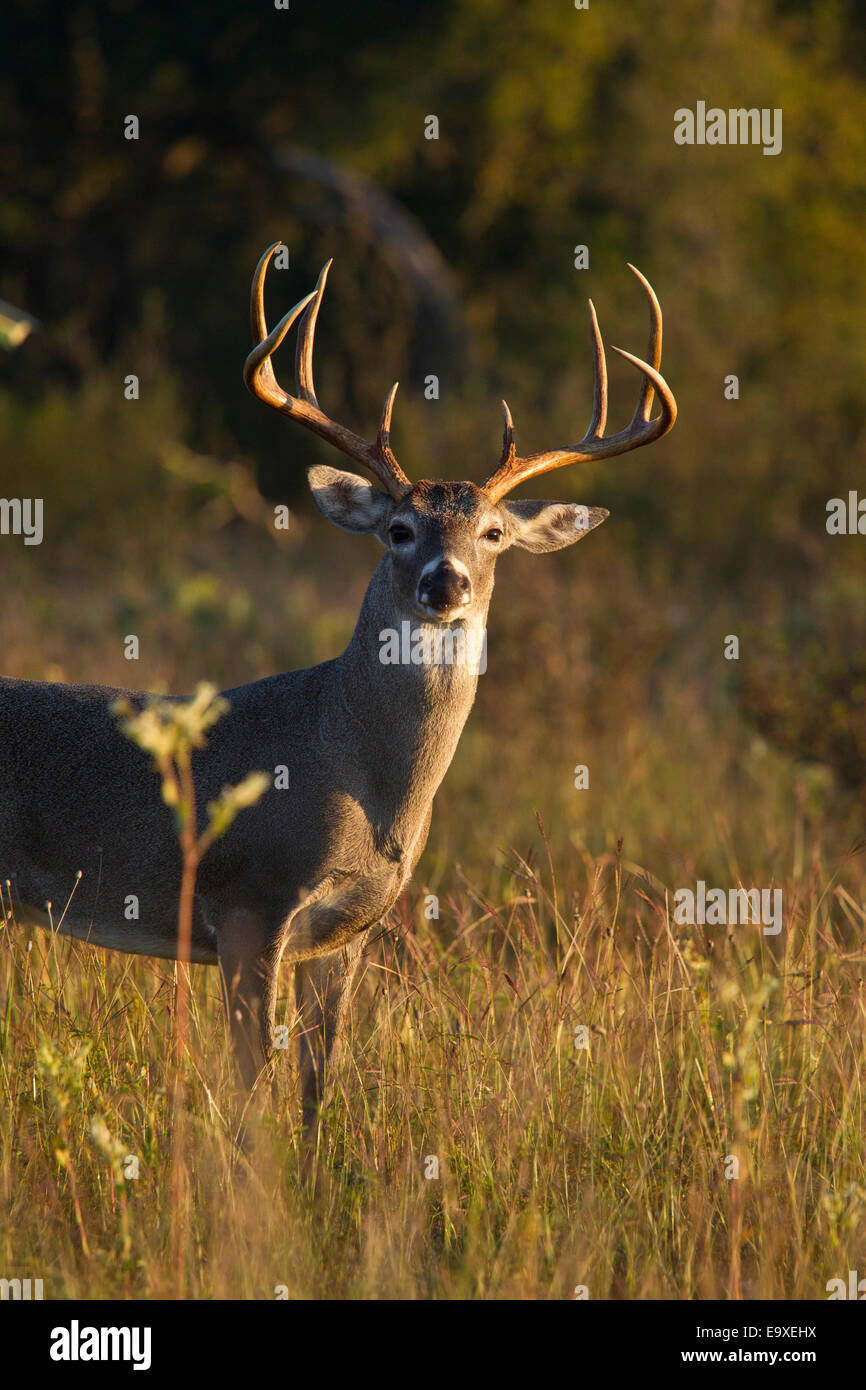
[3, 0, 866, 1305]
[1, 473, 864, 1301]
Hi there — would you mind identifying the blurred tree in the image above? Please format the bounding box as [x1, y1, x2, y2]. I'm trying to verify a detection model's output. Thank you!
[1, 0, 865, 596]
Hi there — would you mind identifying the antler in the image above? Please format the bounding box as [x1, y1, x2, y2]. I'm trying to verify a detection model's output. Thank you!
[481, 265, 676, 503]
[243, 244, 411, 501]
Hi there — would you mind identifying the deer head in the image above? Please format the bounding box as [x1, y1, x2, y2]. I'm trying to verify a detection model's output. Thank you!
[243, 244, 676, 625]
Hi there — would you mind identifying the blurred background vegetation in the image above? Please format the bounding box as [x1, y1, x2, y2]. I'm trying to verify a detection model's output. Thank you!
[0, 0, 864, 877]
[3, 0, 866, 1303]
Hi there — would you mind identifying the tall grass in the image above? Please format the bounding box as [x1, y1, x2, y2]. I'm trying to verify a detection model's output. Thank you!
[1, 388, 864, 1299]
[1, 822, 864, 1299]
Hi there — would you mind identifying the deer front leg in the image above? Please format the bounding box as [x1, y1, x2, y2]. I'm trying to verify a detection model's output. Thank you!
[216, 907, 282, 1091]
[294, 930, 369, 1129]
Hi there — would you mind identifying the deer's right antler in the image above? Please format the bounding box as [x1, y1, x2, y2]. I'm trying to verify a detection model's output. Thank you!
[243, 244, 411, 501]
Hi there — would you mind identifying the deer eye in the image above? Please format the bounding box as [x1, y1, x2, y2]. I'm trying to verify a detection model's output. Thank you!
[389, 523, 414, 544]
[482, 527, 503, 543]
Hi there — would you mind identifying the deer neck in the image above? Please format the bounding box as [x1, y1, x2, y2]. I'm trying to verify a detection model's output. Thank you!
[329, 557, 487, 830]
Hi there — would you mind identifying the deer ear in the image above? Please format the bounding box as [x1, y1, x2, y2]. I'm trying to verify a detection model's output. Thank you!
[307, 465, 395, 538]
[503, 500, 609, 553]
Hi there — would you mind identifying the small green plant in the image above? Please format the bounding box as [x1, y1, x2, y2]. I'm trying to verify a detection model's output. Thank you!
[113, 681, 268, 1294]
[113, 680, 268, 987]
[36, 1038, 93, 1261]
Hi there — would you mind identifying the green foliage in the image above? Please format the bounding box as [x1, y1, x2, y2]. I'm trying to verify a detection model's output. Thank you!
[0, 375, 180, 551]
[115, 682, 269, 839]
[2, 0, 865, 1300]
[2, 842, 864, 1297]
[2, 0, 866, 579]
[738, 575, 866, 790]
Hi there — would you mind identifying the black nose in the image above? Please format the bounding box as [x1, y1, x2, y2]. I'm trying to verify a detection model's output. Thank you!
[418, 563, 471, 613]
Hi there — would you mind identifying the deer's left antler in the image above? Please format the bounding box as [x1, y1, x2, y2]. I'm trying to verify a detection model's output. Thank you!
[481, 265, 677, 503]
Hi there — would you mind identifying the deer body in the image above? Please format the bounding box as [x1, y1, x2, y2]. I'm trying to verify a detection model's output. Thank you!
[0, 246, 676, 1121]
[0, 544, 485, 1110]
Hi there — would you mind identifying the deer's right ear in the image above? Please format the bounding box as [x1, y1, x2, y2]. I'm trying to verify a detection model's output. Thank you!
[307, 465, 395, 539]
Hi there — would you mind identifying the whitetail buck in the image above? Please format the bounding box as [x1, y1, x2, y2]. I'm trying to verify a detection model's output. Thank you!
[0, 245, 675, 1123]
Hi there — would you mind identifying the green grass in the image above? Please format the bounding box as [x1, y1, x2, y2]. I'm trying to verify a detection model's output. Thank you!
[2, 814, 864, 1299]
[1, 402, 864, 1299]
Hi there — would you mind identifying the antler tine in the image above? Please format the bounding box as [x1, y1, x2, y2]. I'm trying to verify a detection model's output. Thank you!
[498, 400, 516, 471]
[377, 381, 402, 472]
[481, 266, 676, 504]
[244, 296, 316, 411]
[586, 297, 609, 439]
[243, 244, 411, 501]
[294, 258, 331, 408]
[625, 262, 660, 426]
[495, 302, 606, 478]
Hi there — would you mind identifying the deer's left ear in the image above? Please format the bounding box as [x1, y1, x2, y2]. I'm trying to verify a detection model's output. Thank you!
[503, 500, 609, 553]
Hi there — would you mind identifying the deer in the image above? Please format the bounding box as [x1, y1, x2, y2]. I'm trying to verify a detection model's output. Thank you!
[0, 244, 676, 1126]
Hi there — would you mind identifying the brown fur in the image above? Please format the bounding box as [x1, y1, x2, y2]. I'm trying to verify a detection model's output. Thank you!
[0, 468, 605, 1124]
